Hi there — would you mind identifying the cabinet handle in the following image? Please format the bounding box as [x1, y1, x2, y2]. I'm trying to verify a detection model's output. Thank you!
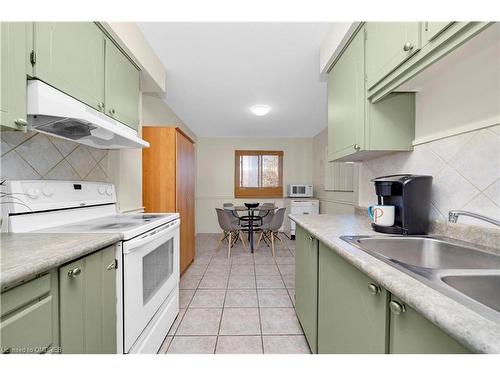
[109, 109, 116, 115]
[353, 144, 361, 151]
[389, 300, 406, 315]
[14, 118, 28, 127]
[309, 235, 314, 242]
[67, 267, 82, 278]
[106, 259, 117, 270]
[97, 102, 104, 111]
[403, 42, 414, 52]
[368, 283, 381, 295]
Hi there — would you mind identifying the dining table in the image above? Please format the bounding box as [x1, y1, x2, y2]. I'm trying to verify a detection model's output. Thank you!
[226, 204, 278, 253]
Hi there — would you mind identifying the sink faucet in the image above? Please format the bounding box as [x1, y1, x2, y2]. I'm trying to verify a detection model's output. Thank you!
[448, 210, 500, 227]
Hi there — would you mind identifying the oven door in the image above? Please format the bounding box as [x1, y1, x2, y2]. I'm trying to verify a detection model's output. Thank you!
[122, 219, 180, 352]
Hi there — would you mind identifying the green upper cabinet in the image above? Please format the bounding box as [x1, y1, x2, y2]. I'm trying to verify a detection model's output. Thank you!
[317, 241, 388, 354]
[104, 38, 140, 130]
[365, 22, 420, 89]
[34, 22, 105, 112]
[0, 22, 29, 131]
[295, 225, 318, 354]
[59, 246, 117, 354]
[422, 22, 454, 45]
[327, 25, 415, 162]
[388, 297, 471, 354]
[327, 26, 365, 161]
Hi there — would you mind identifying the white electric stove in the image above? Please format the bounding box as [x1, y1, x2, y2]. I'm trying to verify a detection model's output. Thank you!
[2, 180, 180, 354]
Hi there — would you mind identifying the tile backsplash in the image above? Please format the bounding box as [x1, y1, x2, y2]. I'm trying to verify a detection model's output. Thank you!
[359, 124, 500, 228]
[0, 130, 109, 182]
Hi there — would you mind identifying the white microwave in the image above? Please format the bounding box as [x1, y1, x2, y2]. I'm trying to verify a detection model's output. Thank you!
[288, 184, 313, 198]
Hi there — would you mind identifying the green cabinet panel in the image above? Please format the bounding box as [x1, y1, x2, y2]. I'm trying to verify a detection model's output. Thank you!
[318, 242, 387, 353]
[34, 22, 105, 111]
[105, 38, 140, 130]
[366, 22, 420, 89]
[0, 271, 59, 354]
[59, 246, 117, 354]
[423, 22, 454, 44]
[327, 27, 365, 161]
[0, 22, 29, 131]
[294, 225, 318, 353]
[388, 297, 471, 354]
[327, 25, 415, 162]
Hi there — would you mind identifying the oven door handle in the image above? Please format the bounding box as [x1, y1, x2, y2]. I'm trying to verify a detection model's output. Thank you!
[123, 219, 180, 254]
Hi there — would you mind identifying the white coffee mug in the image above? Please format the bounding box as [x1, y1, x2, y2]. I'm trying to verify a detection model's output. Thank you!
[368, 205, 395, 227]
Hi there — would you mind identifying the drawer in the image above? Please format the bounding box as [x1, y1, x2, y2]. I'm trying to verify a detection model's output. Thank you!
[0, 296, 53, 353]
[1, 274, 51, 317]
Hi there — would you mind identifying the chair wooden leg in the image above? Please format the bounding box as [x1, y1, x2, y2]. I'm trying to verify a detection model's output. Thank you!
[271, 232, 275, 257]
[239, 231, 247, 251]
[277, 232, 286, 249]
[256, 231, 264, 250]
[215, 232, 225, 252]
[228, 232, 232, 258]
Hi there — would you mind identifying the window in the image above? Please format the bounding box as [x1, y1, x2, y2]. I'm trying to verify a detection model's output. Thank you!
[234, 150, 283, 198]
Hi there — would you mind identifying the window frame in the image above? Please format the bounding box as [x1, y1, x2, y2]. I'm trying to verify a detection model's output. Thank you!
[234, 150, 284, 198]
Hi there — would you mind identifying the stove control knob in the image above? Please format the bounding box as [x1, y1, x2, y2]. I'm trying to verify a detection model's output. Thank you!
[27, 188, 40, 199]
[98, 185, 106, 195]
[42, 185, 54, 197]
[105, 186, 113, 196]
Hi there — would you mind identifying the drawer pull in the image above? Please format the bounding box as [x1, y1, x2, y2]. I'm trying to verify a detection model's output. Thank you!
[389, 300, 406, 315]
[67, 268, 81, 278]
[367, 283, 381, 295]
[403, 42, 414, 52]
[106, 260, 117, 271]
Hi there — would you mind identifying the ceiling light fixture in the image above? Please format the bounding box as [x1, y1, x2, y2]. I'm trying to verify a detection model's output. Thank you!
[250, 104, 271, 116]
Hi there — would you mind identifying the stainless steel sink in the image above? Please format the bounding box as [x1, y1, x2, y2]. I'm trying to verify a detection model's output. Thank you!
[442, 274, 500, 314]
[349, 236, 500, 270]
[341, 235, 500, 321]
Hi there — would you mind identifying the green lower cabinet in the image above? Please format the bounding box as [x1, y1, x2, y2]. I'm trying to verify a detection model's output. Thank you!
[59, 246, 117, 354]
[318, 242, 387, 353]
[0, 271, 59, 354]
[0, 22, 29, 131]
[388, 297, 471, 354]
[295, 225, 318, 353]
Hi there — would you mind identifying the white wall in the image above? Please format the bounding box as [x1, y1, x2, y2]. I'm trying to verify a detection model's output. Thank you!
[196, 137, 313, 233]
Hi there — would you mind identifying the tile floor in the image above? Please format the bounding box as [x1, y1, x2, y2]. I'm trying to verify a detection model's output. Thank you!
[158, 232, 311, 354]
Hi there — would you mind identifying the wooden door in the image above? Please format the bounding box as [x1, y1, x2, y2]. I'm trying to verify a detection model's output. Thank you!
[104, 38, 140, 129]
[34, 22, 105, 111]
[327, 27, 365, 161]
[318, 242, 387, 353]
[366, 22, 420, 89]
[294, 225, 318, 353]
[0, 22, 28, 130]
[142, 127, 177, 213]
[176, 129, 195, 274]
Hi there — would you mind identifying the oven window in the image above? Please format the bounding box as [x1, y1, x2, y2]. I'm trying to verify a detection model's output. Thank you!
[142, 238, 174, 305]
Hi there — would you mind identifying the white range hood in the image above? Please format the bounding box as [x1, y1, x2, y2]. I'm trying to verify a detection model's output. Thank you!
[27, 80, 149, 149]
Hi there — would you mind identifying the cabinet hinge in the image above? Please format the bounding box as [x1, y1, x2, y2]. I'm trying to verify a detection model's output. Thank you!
[30, 50, 36, 66]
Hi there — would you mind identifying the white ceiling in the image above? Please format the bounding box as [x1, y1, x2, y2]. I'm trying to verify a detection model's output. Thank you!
[138, 23, 332, 138]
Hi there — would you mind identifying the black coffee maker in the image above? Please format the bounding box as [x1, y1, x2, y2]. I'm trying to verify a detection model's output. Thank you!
[371, 174, 432, 235]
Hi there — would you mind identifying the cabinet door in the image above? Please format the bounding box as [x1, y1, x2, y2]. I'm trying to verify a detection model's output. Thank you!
[327, 27, 365, 161]
[0, 22, 28, 130]
[388, 297, 470, 354]
[176, 130, 195, 273]
[366, 22, 420, 89]
[318, 242, 387, 353]
[423, 22, 454, 44]
[34, 22, 105, 111]
[59, 246, 117, 354]
[294, 225, 318, 353]
[104, 38, 140, 130]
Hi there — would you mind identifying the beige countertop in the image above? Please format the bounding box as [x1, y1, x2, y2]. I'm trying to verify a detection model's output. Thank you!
[289, 213, 500, 354]
[1, 232, 123, 291]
